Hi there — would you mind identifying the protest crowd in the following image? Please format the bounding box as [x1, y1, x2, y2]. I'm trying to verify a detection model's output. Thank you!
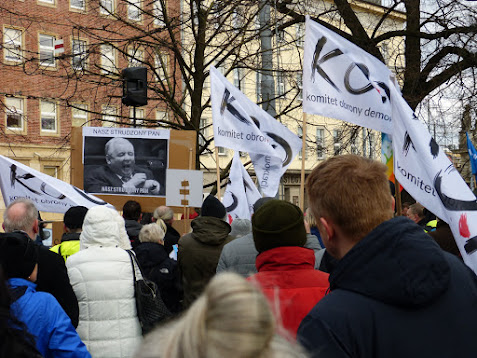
[1, 154, 477, 358]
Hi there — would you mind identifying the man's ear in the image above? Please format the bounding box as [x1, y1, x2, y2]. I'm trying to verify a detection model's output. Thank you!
[105, 155, 111, 164]
[32, 219, 39, 235]
[319, 217, 335, 242]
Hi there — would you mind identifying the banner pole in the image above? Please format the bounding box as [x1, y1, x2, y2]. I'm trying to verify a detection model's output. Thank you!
[300, 113, 307, 212]
[215, 148, 221, 200]
[395, 176, 402, 216]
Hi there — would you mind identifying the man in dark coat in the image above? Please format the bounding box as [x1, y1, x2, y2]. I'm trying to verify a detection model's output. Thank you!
[298, 155, 477, 358]
[178, 195, 233, 308]
[123, 200, 143, 249]
[3, 198, 79, 327]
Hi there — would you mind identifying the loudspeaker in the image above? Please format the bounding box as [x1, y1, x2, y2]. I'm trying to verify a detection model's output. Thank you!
[122, 67, 148, 106]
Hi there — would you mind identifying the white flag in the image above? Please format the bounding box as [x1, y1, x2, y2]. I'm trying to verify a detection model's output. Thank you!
[303, 16, 393, 134]
[223, 153, 261, 220]
[0, 155, 112, 213]
[390, 84, 477, 274]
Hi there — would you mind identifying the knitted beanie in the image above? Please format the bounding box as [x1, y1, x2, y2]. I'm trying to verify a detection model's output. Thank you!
[64, 206, 89, 230]
[201, 195, 226, 219]
[0, 232, 38, 279]
[252, 200, 307, 253]
[230, 219, 252, 238]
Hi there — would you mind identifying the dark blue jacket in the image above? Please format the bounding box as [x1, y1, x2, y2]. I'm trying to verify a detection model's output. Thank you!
[298, 217, 477, 358]
[9, 278, 90, 358]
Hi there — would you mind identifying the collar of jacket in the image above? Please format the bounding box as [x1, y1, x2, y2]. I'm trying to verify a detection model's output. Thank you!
[255, 246, 315, 272]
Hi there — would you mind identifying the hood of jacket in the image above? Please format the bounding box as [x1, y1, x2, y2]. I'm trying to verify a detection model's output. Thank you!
[190, 216, 231, 245]
[330, 216, 450, 308]
[256, 246, 316, 272]
[125, 220, 142, 237]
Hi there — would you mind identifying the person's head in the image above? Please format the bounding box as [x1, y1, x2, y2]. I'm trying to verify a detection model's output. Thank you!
[401, 202, 412, 217]
[0, 231, 38, 282]
[139, 223, 165, 245]
[123, 200, 142, 222]
[253, 197, 274, 214]
[407, 203, 425, 223]
[230, 219, 252, 239]
[306, 155, 394, 259]
[105, 137, 135, 177]
[153, 206, 174, 225]
[252, 200, 307, 253]
[201, 195, 226, 220]
[2, 198, 39, 240]
[135, 272, 306, 358]
[64, 206, 88, 233]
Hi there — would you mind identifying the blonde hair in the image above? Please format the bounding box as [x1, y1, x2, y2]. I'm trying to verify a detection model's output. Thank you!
[135, 273, 307, 358]
[139, 223, 165, 244]
[306, 155, 393, 241]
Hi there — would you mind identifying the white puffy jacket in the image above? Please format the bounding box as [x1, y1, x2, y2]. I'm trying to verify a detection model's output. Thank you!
[67, 206, 142, 358]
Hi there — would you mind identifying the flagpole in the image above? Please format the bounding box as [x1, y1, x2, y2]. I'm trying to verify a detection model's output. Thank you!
[215, 147, 221, 200]
[300, 113, 307, 212]
[395, 177, 402, 216]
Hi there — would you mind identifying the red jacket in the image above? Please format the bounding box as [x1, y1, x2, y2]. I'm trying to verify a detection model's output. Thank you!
[247, 246, 329, 337]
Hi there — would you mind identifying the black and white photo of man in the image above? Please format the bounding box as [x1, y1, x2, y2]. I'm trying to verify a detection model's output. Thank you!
[84, 137, 161, 195]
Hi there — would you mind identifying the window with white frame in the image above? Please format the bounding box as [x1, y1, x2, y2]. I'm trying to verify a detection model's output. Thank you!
[333, 129, 342, 156]
[276, 72, 285, 96]
[316, 127, 325, 159]
[217, 146, 226, 155]
[100, 44, 116, 74]
[72, 39, 87, 70]
[128, 0, 141, 21]
[153, 0, 165, 26]
[70, 0, 85, 11]
[43, 165, 58, 178]
[4, 28, 22, 62]
[40, 100, 57, 132]
[39, 34, 55, 67]
[155, 51, 168, 81]
[296, 73, 303, 101]
[128, 47, 144, 67]
[102, 106, 117, 127]
[5, 97, 24, 130]
[233, 67, 244, 90]
[71, 103, 88, 127]
[100, 0, 114, 15]
[256, 71, 262, 103]
[130, 107, 145, 125]
[296, 22, 305, 47]
[39, 0, 55, 5]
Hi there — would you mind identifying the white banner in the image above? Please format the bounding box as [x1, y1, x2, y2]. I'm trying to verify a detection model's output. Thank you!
[223, 153, 261, 220]
[303, 16, 393, 134]
[0, 155, 112, 213]
[390, 84, 477, 273]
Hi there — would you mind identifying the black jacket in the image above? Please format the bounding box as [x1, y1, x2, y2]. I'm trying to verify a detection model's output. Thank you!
[35, 245, 79, 327]
[134, 242, 183, 313]
[298, 217, 477, 358]
[124, 220, 142, 249]
[164, 223, 180, 254]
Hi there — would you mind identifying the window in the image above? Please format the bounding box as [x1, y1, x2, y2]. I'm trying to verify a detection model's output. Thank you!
[350, 131, 359, 155]
[100, 44, 116, 74]
[232, 6, 244, 32]
[316, 127, 325, 159]
[256, 71, 262, 103]
[156, 110, 168, 123]
[70, 0, 85, 11]
[199, 118, 207, 147]
[276, 23, 286, 43]
[72, 39, 87, 70]
[40, 100, 57, 132]
[39, 0, 55, 4]
[43, 166, 58, 178]
[217, 146, 226, 155]
[100, 0, 114, 15]
[130, 107, 144, 125]
[102, 106, 117, 127]
[298, 126, 307, 159]
[296, 73, 303, 101]
[71, 103, 88, 127]
[276, 72, 285, 96]
[5, 97, 24, 130]
[153, 0, 165, 26]
[39, 34, 55, 67]
[296, 22, 305, 47]
[155, 51, 168, 81]
[128, 47, 143, 67]
[4, 28, 22, 62]
[333, 129, 342, 156]
[128, 0, 141, 21]
[233, 67, 244, 90]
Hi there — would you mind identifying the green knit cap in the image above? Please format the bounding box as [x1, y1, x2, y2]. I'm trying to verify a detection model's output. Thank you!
[252, 199, 307, 253]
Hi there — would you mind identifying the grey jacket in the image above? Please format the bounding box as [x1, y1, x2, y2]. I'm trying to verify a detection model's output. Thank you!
[216, 233, 325, 277]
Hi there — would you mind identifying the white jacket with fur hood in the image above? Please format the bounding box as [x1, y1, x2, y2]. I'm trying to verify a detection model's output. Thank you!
[67, 206, 142, 358]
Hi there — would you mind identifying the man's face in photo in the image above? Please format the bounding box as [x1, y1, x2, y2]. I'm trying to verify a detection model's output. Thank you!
[106, 139, 135, 177]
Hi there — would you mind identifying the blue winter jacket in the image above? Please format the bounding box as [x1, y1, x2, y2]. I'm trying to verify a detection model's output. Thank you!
[9, 278, 91, 358]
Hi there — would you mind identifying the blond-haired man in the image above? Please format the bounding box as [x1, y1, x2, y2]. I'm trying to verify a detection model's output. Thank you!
[297, 155, 477, 358]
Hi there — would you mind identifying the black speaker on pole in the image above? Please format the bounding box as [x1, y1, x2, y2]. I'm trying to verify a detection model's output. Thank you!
[122, 67, 148, 106]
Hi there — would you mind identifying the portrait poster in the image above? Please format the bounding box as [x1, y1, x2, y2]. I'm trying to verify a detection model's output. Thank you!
[82, 127, 170, 197]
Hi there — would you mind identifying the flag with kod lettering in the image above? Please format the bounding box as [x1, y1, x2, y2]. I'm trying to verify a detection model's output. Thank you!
[223, 153, 261, 220]
[390, 84, 477, 274]
[303, 16, 393, 134]
[0, 155, 112, 213]
[210, 65, 301, 197]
